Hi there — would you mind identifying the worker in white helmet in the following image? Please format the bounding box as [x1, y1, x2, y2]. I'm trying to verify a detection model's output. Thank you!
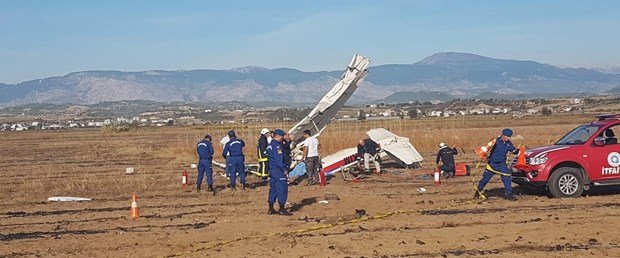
[257, 128, 270, 178]
[436, 142, 459, 178]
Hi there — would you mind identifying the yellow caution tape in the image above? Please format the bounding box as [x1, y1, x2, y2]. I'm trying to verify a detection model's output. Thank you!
[169, 158, 511, 257]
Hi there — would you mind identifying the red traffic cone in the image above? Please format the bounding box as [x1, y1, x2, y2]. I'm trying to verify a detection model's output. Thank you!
[434, 167, 441, 187]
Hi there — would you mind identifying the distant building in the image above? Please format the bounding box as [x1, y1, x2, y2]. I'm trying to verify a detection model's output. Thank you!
[430, 100, 444, 105]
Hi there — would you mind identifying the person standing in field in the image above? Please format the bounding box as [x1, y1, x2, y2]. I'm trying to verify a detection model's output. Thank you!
[222, 130, 246, 191]
[257, 128, 270, 178]
[267, 129, 292, 216]
[196, 134, 214, 193]
[475, 128, 519, 200]
[282, 132, 293, 172]
[301, 130, 320, 186]
[220, 135, 230, 178]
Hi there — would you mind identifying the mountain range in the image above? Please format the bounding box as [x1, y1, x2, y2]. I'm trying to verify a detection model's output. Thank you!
[1, 52, 619, 106]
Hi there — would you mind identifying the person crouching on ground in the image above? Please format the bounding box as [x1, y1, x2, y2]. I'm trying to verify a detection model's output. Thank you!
[475, 128, 519, 200]
[436, 142, 458, 178]
[267, 129, 292, 216]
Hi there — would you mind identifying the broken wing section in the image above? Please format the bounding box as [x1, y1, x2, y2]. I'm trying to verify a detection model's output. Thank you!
[289, 55, 370, 144]
[368, 128, 423, 168]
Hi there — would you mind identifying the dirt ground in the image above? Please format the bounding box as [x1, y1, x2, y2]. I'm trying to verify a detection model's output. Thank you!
[1, 120, 619, 257]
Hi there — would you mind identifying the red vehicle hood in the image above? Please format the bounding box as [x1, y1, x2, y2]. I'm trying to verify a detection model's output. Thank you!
[525, 145, 572, 158]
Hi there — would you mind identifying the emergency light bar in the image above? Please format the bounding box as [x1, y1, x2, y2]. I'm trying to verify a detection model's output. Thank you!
[595, 114, 620, 121]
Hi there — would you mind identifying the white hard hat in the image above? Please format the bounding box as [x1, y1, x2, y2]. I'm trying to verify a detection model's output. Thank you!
[261, 128, 270, 135]
[439, 142, 447, 148]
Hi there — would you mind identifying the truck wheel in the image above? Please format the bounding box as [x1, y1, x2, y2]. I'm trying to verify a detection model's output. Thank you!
[548, 167, 584, 198]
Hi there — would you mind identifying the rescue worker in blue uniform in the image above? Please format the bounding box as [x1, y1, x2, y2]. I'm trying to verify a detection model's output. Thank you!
[476, 128, 520, 200]
[267, 129, 292, 216]
[196, 134, 215, 192]
[257, 128, 270, 178]
[222, 130, 246, 190]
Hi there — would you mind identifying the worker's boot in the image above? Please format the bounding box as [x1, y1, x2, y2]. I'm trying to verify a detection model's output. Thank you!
[504, 195, 517, 201]
[196, 186, 201, 193]
[364, 169, 371, 175]
[268, 203, 277, 215]
[473, 189, 485, 200]
[279, 204, 292, 216]
[207, 185, 214, 192]
[242, 183, 246, 191]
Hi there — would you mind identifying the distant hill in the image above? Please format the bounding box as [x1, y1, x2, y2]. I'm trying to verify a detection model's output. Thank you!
[594, 67, 620, 74]
[607, 86, 620, 93]
[2, 52, 619, 106]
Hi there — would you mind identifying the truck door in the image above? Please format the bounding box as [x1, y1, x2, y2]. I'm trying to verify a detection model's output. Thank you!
[589, 125, 620, 180]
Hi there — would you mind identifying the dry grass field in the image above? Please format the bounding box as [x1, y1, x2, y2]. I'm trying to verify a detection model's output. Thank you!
[1, 115, 619, 257]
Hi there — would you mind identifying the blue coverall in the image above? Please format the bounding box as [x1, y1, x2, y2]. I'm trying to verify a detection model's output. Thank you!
[222, 137, 245, 188]
[196, 139, 214, 188]
[267, 140, 288, 206]
[477, 137, 518, 196]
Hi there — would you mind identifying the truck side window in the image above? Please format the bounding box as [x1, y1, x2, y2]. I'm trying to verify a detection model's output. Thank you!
[600, 126, 618, 145]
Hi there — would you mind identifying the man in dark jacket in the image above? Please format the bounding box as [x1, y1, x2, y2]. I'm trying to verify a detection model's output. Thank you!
[282, 132, 292, 171]
[436, 142, 459, 178]
[359, 138, 381, 174]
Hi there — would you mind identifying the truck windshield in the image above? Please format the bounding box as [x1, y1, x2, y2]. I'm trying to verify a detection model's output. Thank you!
[556, 125, 601, 145]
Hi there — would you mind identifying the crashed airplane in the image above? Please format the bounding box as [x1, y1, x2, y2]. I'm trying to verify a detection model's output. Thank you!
[321, 128, 424, 177]
[214, 54, 424, 179]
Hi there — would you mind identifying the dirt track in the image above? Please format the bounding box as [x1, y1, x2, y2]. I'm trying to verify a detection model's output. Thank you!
[1, 126, 619, 257]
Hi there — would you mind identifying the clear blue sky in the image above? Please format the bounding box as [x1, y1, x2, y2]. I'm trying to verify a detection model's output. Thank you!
[1, 0, 619, 83]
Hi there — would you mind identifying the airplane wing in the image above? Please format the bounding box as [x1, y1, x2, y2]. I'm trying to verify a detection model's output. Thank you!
[289, 55, 370, 144]
[368, 128, 423, 168]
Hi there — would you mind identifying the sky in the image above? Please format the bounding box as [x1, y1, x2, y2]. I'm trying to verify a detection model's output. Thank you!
[1, 0, 619, 83]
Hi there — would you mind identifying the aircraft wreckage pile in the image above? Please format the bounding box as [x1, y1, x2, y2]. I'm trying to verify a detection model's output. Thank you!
[214, 55, 424, 179]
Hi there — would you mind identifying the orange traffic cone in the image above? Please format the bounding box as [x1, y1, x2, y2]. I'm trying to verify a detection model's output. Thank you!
[514, 145, 529, 170]
[130, 193, 140, 219]
[474, 139, 496, 159]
